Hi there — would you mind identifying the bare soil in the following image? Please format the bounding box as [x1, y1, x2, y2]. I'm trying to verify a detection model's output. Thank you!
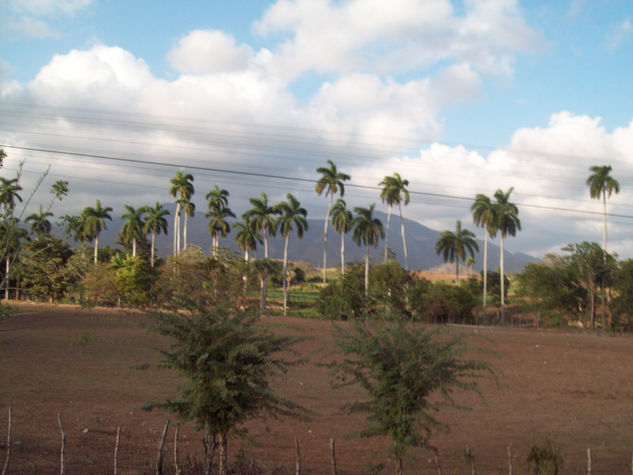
[1, 302, 633, 474]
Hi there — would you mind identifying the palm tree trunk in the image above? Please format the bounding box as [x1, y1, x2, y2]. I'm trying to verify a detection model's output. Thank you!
[483, 230, 488, 324]
[500, 233, 505, 325]
[259, 273, 265, 313]
[183, 212, 188, 251]
[132, 238, 136, 257]
[323, 195, 332, 284]
[602, 191, 607, 252]
[263, 227, 269, 259]
[5, 258, 9, 300]
[364, 245, 369, 297]
[218, 433, 228, 475]
[340, 231, 345, 276]
[283, 236, 289, 316]
[399, 203, 408, 270]
[455, 259, 459, 285]
[383, 206, 392, 264]
[151, 232, 156, 267]
[173, 204, 180, 256]
[94, 236, 99, 265]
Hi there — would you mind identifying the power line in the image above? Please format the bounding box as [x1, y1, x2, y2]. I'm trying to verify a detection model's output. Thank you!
[2, 143, 631, 220]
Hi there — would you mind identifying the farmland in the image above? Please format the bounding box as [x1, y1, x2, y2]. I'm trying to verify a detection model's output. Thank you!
[2, 302, 633, 473]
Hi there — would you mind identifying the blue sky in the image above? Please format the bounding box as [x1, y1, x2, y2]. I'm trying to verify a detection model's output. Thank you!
[1, 0, 633, 261]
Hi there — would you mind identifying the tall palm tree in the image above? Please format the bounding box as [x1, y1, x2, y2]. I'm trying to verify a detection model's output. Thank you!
[81, 200, 113, 265]
[26, 205, 53, 236]
[143, 202, 170, 267]
[120, 205, 146, 257]
[244, 193, 278, 259]
[0, 217, 27, 300]
[330, 198, 353, 276]
[493, 187, 521, 325]
[180, 198, 195, 252]
[586, 165, 620, 252]
[435, 220, 479, 285]
[315, 160, 350, 284]
[274, 193, 308, 316]
[207, 206, 236, 256]
[352, 204, 385, 297]
[234, 216, 262, 262]
[169, 170, 194, 256]
[379, 173, 410, 268]
[0, 177, 23, 213]
[471, 193, 498, 323]
[206, 185, 230, 212]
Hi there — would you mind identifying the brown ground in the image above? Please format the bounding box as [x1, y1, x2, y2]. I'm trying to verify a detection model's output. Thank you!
[1, 302, 633, 474]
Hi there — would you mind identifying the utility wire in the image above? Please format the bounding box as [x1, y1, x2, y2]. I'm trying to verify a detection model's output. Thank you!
[2, 143, 631, 220]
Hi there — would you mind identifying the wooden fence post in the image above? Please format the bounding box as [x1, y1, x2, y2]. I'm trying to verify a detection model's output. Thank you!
[155, 420, 170, 475]
[329, 438, 338, 475]
[2, 407, 12, 475]
[57, 413, 66, 475]
[295, 437, 301, 475]
[173, 426, 181, 475]
[114, 426, 121, 475]
[507, 446, 513, 475]
[433, 448, 442, 475]
[587, 448, 592, 474]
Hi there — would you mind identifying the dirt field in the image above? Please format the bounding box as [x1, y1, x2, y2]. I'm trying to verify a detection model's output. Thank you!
[2, 302, 633, 474]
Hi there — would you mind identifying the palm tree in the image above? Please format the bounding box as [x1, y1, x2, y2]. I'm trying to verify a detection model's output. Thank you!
[234, 216, 262, 262]
[315, 160, 350, 284]
[243, 193, 278, 259]
[206, 186, 235, 256]
[0, 217, 27, 300]
[435, 220, 479, 285]
[207, 206, 236, 256]
[26, 205, 53, 236]
[169, 170, 194, 256]
[81, 200, 113, 265]
[471, 193, 498, 323]
[120, 205, 146, 257]
[379, 173, 410, 268]
[330, 198, 353, 276]
[493, 188, 521, 325]
[143, 202, 170, 267]
[180, 198, 195, 252]
[274, 194, 308, 316]
[586, 165, 620, 252]
[0, 177, 23, 213]
[352, 204, 385, 297]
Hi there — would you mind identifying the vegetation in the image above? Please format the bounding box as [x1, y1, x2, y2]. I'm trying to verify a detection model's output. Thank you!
[435, 219, 479, 285]
[379, 172, 410, 269]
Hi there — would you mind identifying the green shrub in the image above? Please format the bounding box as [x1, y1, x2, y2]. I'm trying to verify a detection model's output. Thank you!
[527, 438, 564, 474]
[410, 281, 477, 324]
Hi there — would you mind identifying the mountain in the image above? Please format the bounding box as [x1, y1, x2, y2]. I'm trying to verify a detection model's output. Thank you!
[92, 206, 537, 273]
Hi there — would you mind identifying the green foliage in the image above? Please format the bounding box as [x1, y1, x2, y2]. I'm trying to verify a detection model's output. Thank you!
[527, 438, 564, 475]
[369, 261, 413, 318]
[82, 263, 120, 306]
[328, 321, 493, 470]
[115, 255, 158, 307]
[316, 262, 369, 320]
[610, 259, 633, 331]
[410, 280, 477, 324]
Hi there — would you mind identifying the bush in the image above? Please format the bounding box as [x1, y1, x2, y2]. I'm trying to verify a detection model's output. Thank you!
[115, 255, 158, 307]
[410, 281, 477, 324]
[527, 438, 564, 474]
[316, 263, 368, 320]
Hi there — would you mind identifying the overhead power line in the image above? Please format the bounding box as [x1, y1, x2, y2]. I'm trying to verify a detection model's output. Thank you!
[2, 143, 631, 221]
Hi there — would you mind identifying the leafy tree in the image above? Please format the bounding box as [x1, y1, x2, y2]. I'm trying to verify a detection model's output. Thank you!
[316, 160, 350, 283]
[143, 202, 169, 268]
[169, 169, 194, 256]
[586, 165, 620, 252]
[274, 193, 308, 316]
[379, 172, 410, 269]
[316, 262, 368, 320]
[20, 235, 74, 303]
[0, 218, 28, 300]
[25, 205, 53, 236]
[611, 259, 633, 330]
[115, 255, 158, 307]
[369, 261, 413, 319]
[493, 188, 521, 325]
[328, 321, 493, 474]
[330, 198, 353, 276]
[435, 220, 479, 285]
[352, 204, 385, 297]
[146, 302, 305, 475]
[81, 200, 113, 265]
[119, 205, 146, 257]
[410, 281, 477, 324]
[471, 193, 497, 321]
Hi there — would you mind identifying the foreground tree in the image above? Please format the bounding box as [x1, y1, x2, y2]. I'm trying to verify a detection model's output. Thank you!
[316, 160, 350, 283]
[379, 173, 410, 269]
[493, 188, 521, 325]
[81, 200, 113, 265]
[435, 220, 479, 285]
[328, 321, 493, 475]
[352, 204, 385, 297]
[274, 193, 308, 316]
[586, 165, 620, 252]
[146, 304, 305, 475]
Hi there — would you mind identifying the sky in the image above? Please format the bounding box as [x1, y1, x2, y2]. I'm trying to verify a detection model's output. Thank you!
[1, 0, 632, 263]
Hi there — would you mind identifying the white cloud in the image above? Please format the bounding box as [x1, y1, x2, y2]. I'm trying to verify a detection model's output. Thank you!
[167, 30, 255, 74]
[7, 0, 93, 16]
[2, 0, 92, 41]
[606, 17, 633, 51]
[255, 0, 545, 80]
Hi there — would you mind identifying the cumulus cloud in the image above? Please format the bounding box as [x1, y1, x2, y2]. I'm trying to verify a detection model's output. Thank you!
[167, 30, 255, 74]
[255, 0, 545, 79]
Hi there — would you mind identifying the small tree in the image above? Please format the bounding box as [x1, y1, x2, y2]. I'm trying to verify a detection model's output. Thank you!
[328, 321, 493, 474]
[146, 302, 306, 475]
